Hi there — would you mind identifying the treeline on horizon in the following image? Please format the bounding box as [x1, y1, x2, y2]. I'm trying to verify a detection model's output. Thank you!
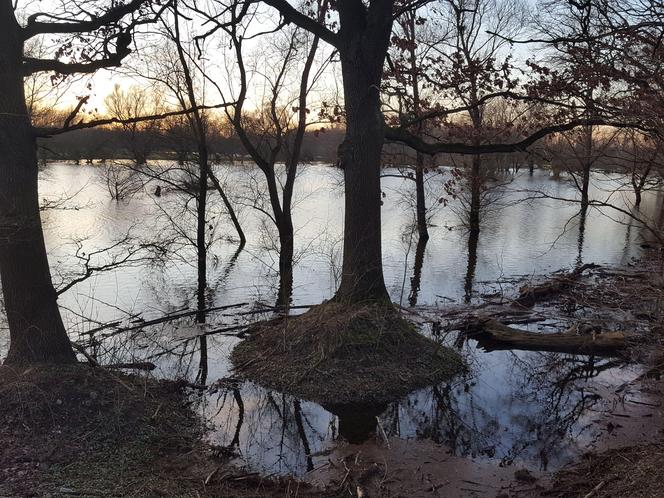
[37, 118, 660, 178]
[37, 121, 346, 164]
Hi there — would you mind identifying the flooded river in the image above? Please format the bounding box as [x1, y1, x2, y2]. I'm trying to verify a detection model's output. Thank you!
[1, 161, 662, 481]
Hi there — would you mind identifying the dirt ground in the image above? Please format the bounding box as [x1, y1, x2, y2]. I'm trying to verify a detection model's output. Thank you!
[0, 364, 328, 497]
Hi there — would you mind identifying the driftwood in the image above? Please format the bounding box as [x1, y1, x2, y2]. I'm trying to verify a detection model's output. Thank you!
[463, 318, 632, 356]
[81, 302, 250, 339]
[515, 263, 599, 307]
[105, 362, 156, 371]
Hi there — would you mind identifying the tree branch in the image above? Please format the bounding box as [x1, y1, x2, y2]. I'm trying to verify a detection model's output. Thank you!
[260, 0, 339, 48]
[33, 104, 232, 137]
[385, 119, 655, 155]
[23, 0, 148, 39]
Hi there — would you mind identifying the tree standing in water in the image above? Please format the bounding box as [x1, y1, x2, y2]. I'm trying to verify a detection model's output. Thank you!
[0, 0, 154, 364]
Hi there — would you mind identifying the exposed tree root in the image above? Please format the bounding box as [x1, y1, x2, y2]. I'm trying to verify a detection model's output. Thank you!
[231, 301, 465, 406]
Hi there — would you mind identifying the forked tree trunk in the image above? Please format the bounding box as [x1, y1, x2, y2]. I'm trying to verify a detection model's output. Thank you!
[0, 7, 75, 364]
[333, 1, 394, 303]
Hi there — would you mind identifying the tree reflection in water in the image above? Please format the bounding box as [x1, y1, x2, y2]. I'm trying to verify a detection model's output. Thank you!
[199, 340, 636, 476]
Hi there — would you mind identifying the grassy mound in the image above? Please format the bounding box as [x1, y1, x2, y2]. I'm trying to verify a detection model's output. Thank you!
[231, 301, 465, 406]
[0, 364, 323, 497]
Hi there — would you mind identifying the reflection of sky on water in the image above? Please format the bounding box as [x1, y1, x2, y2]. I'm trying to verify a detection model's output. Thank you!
[198, 339, 642, 476]
[31, 162, 651, 331]
[0, 161, 659, 477]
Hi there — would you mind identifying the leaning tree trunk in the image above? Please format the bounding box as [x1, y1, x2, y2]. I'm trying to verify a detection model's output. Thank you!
[0, 8, 75, 364]
[334, 48, 391, 303]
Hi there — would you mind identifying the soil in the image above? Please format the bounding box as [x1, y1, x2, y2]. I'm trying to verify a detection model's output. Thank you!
[231, 301, 465, 406]
[0, 364, 328, 497]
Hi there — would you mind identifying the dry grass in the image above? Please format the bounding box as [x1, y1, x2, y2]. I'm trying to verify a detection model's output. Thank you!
[232, 301, 465, 406]
[548, 444, 664, 497]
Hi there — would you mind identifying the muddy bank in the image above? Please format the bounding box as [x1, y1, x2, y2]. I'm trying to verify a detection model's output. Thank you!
[0, 364, 328, 497]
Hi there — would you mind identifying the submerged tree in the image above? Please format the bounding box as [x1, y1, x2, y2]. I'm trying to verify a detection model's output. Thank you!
[0, 0, 153, 364]
[211, 1, 326, 306]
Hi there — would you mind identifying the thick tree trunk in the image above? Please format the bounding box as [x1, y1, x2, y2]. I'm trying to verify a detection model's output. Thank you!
[334, 4, 393, 303]
[0, 7, 75, 364]
[335, 68, 389, 302]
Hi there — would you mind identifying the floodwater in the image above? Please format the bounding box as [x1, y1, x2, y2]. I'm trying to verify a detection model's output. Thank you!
[1, 161, 663, 482]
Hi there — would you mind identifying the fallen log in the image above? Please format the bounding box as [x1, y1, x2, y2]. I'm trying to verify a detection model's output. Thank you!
[515, 263, 599, 307]
[463, 318, 633, 356]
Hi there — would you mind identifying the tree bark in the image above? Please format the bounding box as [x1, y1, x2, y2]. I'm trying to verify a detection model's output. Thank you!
[414, 152, 429, 240]
[464, 318, 631, 356]
[0, 5, 76, 364]
[333, 0, 394, 303]
[276, 216, 294, 307]
[468, 155, 482, 234]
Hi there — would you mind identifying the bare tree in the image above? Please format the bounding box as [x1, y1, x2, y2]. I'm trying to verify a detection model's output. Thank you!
[209, 1, 327, 306]
[0, 0, 158, 364]
[105, 84, 164, 164]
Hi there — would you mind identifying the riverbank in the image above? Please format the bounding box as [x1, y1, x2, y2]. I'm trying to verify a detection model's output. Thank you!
[0, 365, 326, 497]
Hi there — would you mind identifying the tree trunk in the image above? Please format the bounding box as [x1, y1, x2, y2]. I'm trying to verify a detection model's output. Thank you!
[464, 318, 630, 356]
[580, 125, 593, 208]
[408, 235, 427, 307]
[415, 153, 429, 241]
[333, 4, 394, 303]
[208, 169, 246, 248]
[276, 216, 294, 308]
[196, 146, 208, 325]
[464, 229, 479, 303]
[635, 189, 642, 208]
[468, 155, 482, 235]
[0, 6, 75, 364]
